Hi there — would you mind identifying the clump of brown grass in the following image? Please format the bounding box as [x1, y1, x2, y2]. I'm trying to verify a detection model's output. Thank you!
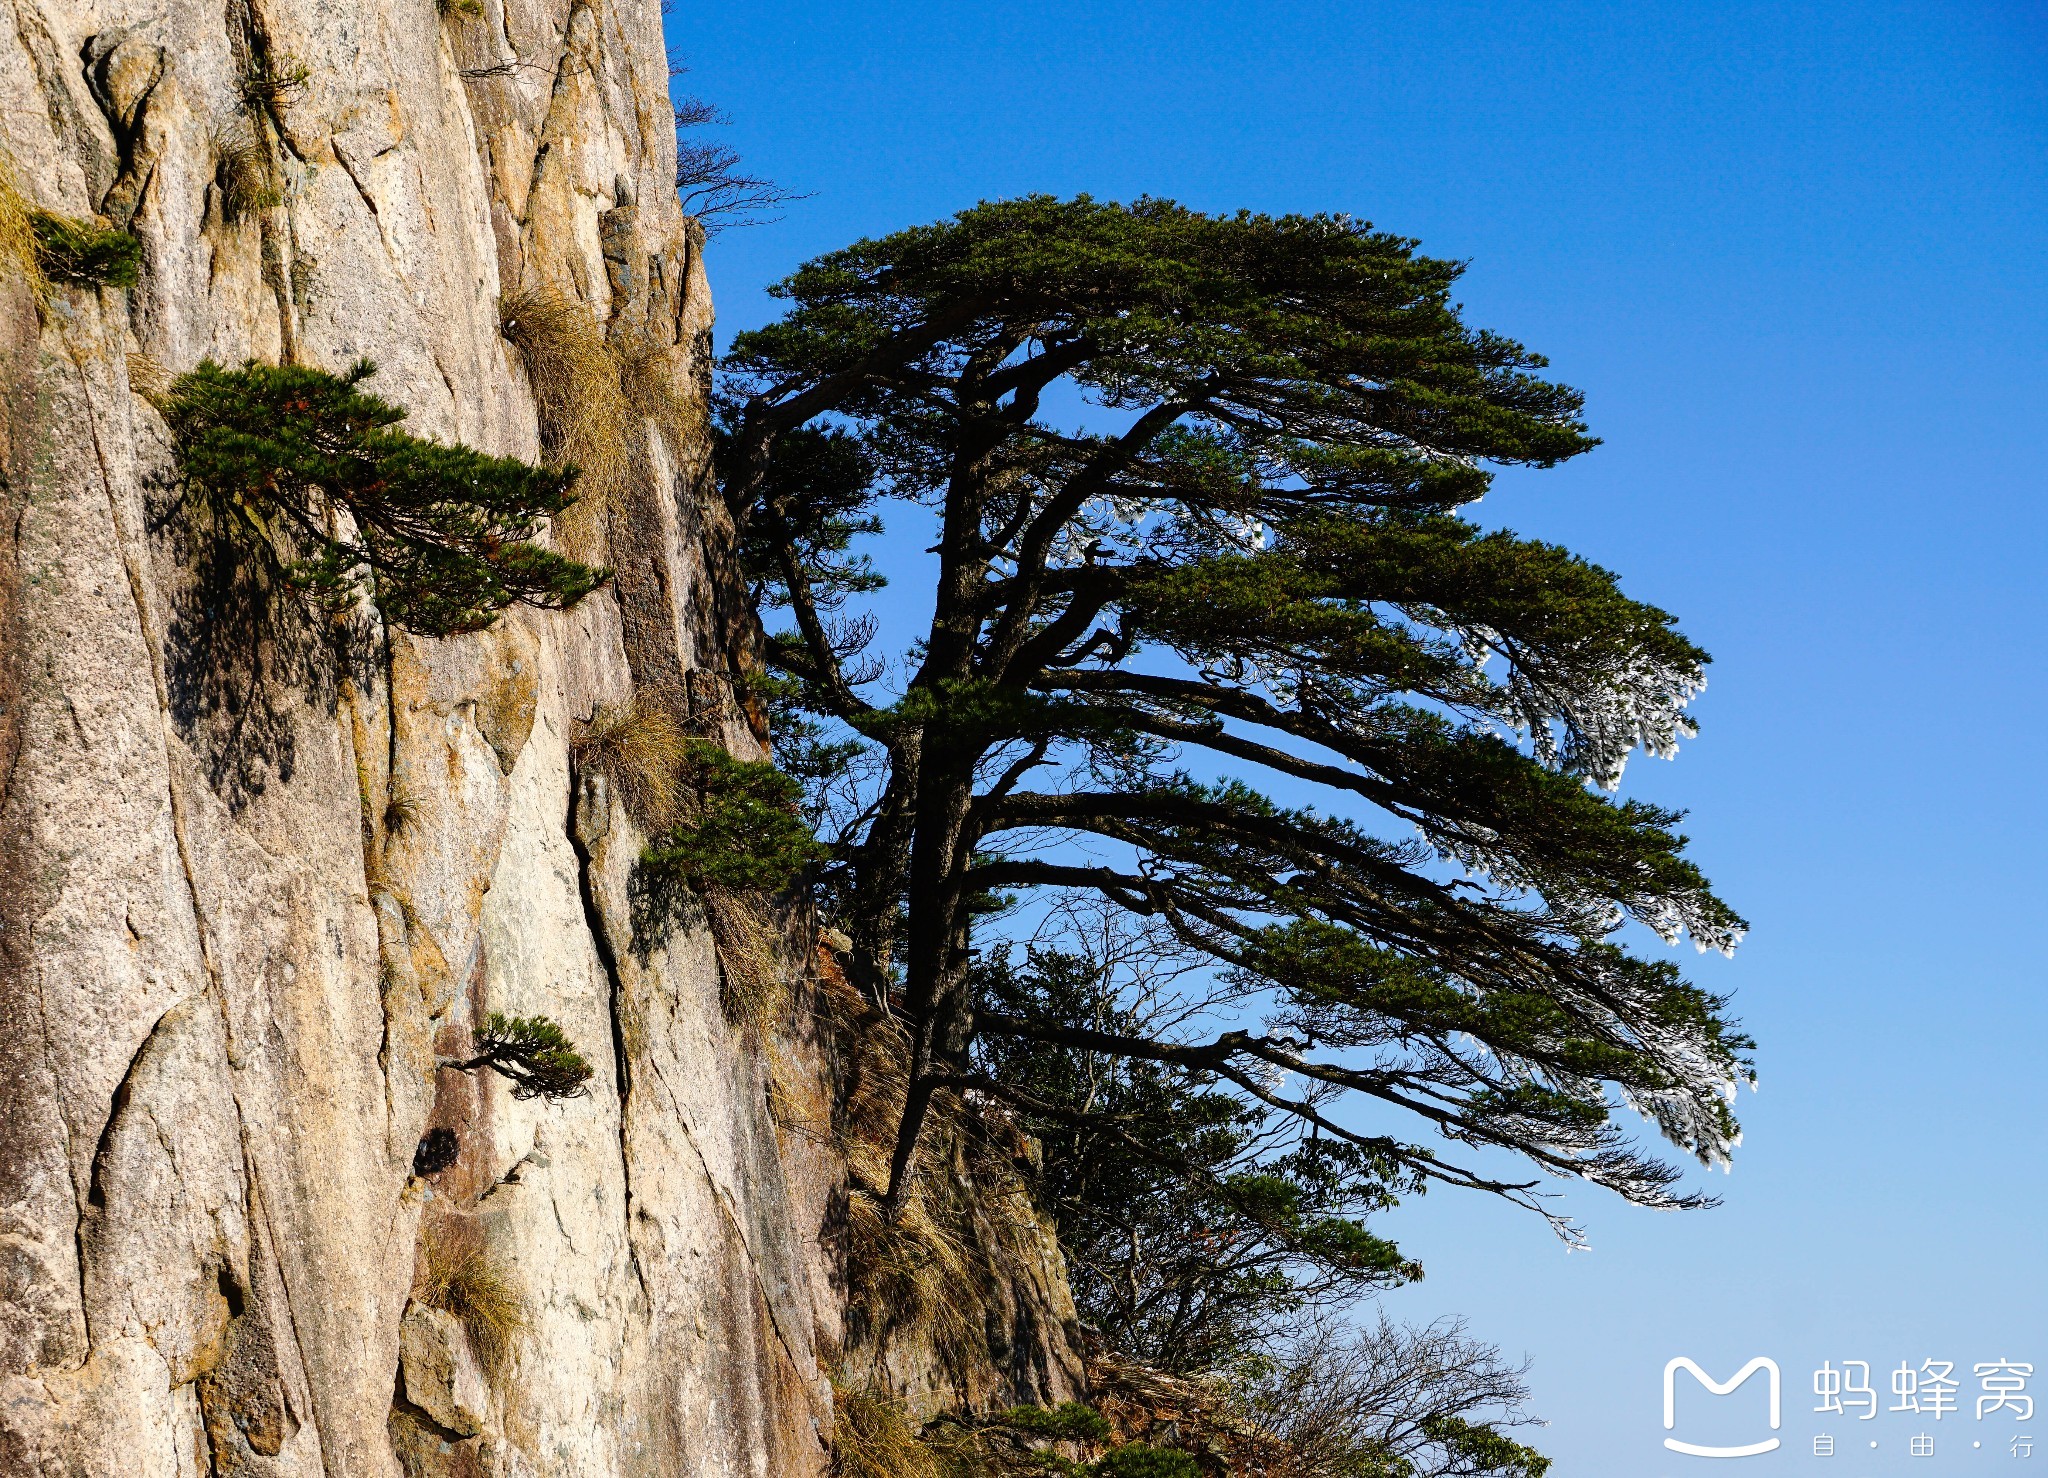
[570, 698, 689, 831]
[705, 887, 790, 1029]
[126, 351, 173, 409]
[616, 328, 705, 459]
[416, 1221, 526, 1378]
[499, 286, 634, 559]
[818, 973, 991, 1359]
[843, 1179, 983, 1358]
[832, 1384, 942, 1478]
[0, 147, 49, 305]
[762, 1034, 830, 1142]
[214, 125, 281, 223]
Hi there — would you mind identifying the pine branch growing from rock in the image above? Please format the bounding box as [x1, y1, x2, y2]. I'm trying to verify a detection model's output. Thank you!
[4, 133, 143, 295]
[668, 59, 808, 234]
[641, 739, 826, 892]
[165, 358, 609, 636]
[29, 212, 139, 287]
[442, 1013, 594, 1102]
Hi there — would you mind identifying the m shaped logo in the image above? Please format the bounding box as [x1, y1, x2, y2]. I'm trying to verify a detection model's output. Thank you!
[1664, 1357, 1783, 1458]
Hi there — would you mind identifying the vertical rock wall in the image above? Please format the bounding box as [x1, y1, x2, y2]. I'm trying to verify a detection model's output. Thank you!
[0, 0, 1082, 1469]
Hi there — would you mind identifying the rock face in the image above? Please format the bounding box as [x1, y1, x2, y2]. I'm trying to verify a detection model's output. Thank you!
[0, 0, 1083, 1469]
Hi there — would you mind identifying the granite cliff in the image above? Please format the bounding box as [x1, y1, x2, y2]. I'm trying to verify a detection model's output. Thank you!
[0, 0, 1081, 1470]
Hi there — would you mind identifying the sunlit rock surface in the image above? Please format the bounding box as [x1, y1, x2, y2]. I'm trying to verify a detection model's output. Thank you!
[0, 0, 1081, 1467]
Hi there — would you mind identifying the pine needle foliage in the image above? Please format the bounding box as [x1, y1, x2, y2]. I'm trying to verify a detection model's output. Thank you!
[1003, 1404, 1112, 1444]
[925, 1406, 1197, 1478]
[642, 739, 826, 892]
[165, 359, 608, 636]
[447, 1012, 594, 1101]
[1087, 1448, 1199, 1478]
[30, 211, 140, 287]
[720, 194, 1753, 1234]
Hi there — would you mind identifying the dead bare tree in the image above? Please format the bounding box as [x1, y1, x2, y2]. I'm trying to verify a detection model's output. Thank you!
[669, 57, 809, 234]
[1233, 1314, 1551, 1477]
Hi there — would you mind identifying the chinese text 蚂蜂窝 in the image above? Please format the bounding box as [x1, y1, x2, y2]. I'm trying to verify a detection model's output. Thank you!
[1815, 1360, 2033, 1421]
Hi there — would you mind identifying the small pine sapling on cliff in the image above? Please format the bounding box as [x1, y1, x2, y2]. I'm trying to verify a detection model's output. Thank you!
[238, 51, 311, 111]
[638, 738, 823, 1027]
[2, 143, 140, 296]
[29, 211, 141, 287]
[642, 739, 826, 892]
[442, 1013, 594, 1102]
[166, 359, 608, 636]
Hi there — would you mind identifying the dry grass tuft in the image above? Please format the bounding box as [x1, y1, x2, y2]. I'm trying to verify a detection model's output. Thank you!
[705, 887, 790, 1029]
[832, 1384, 943, 1478]
[499, 286, 634, 560]
[383, 781, 421, 837]
[616, 328, 705, 459]
[126, 351, 173, 409]
[843, 1179, 983, 1357]
[214, 126, 281, 223]
[0, 147, 48, 305]
[416, 1221, 526, 1378]
[762, 1033, 830, 1141]
[570, 698, 689, 831]
[817, 973, 992, 1359]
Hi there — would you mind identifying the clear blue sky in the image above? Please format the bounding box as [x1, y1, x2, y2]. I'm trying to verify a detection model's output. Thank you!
[666, 4, 2048, 1469]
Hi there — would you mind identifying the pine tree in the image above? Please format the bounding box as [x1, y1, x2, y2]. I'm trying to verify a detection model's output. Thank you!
[167, 359, 608, 637]
[720, 196, 1750, 1233]
[976, 941, 1414, 1373]
[444, 1013, 594, 1102]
